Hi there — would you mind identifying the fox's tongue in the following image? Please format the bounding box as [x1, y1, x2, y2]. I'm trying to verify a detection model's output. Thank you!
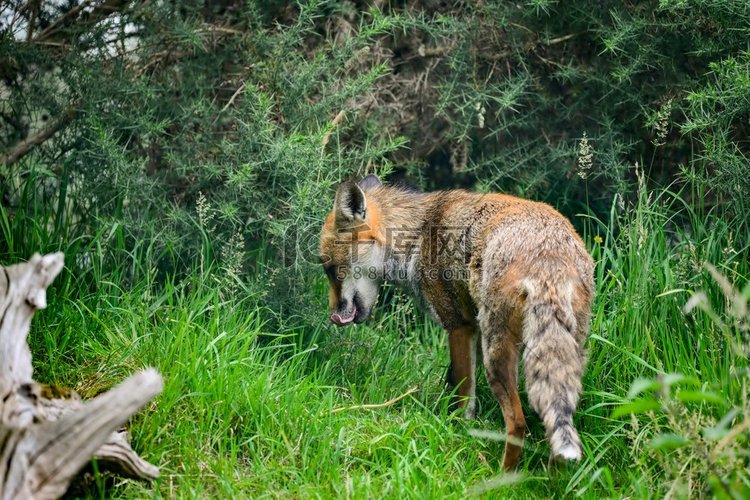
[330, 307, 357, 326]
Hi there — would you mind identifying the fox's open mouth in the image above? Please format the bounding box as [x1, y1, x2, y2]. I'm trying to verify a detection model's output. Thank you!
[330, 306, 357, 326]
[330, 293, 371, 326]
[330, 305, 369, 326]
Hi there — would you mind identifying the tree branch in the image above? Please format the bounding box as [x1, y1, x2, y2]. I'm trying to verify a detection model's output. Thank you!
[26, 0, 41, 42]
[0, 254, 162, 497]
[0, 106, 77, 168]
[34, 0, 128, 44]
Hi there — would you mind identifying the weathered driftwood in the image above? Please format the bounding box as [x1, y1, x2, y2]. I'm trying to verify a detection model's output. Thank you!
[0, 252, 162, 499]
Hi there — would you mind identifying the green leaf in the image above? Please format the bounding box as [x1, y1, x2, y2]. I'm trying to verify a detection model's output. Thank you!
[661, 373, 700, 388]
[649, 433, 689, 450]
[677, 390, 726, 406]
[627, 377, 660, 399]
[612, 398, 660, 418]
[703, 408, 741, 440]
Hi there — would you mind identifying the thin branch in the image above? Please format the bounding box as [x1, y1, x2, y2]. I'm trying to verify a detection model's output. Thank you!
[26, 0, 41, 42]
[329, 386, 418, 414]
[130, 49, 189, 79]
[0, 105, 77, 167]
[321, 110, 346, 153]
[219, 82, 246, 114]
[30, 40, 73, 48]
[34, 0, 128, 43]
[418, 45, 450, 58]
[198, 25, 244, 35]
[34, 0, 94, 41]
[545, 32, 586, 45]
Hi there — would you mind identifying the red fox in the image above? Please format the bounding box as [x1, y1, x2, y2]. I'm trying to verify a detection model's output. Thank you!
[319, 175, 594, 470]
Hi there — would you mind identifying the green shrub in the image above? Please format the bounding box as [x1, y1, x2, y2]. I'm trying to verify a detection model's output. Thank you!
[4, 3, 749, 228]
[2, 0, 748, 322]
[613, 264, 749, 498]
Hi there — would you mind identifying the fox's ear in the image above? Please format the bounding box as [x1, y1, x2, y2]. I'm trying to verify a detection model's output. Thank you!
[335, 181, 367, 222]
[357, 174, 382, 191]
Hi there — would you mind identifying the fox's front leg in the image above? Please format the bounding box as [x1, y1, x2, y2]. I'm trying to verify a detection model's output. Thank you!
[446, 325, 478, 419]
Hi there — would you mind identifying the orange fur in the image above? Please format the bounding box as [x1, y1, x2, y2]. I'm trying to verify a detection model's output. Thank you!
[320, 179, 594, 469]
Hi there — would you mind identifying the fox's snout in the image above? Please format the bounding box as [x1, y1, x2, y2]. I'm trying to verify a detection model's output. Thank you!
[329, 312, 354, 326]
[329, 300, 358, 326]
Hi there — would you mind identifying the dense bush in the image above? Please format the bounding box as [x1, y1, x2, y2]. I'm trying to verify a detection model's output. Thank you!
[2, 2, 749, 497]
[2, 0, 748, 312]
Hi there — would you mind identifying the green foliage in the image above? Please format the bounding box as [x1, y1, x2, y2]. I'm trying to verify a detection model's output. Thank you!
[2, 1, 750, 496]
[572, 171, 749, 497]
[8, 178, 744, 498]
[3, 0, 750, 283]
[613, 266, 750, 497]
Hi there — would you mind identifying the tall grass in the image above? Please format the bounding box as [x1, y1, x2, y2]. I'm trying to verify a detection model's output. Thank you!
[2, 171, 747, 498]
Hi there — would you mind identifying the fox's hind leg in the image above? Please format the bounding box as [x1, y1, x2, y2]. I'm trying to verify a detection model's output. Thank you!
[480, 308, 526, 471]
[445, 325, 478, 419]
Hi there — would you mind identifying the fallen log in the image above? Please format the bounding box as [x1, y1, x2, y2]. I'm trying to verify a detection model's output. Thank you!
[0, 252, 162, 499]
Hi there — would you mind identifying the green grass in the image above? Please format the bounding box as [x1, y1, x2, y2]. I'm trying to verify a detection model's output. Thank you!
[5, 183, 749, 498]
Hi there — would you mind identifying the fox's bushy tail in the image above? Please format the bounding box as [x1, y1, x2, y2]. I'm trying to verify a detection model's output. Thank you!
[521, 278, 584, 461]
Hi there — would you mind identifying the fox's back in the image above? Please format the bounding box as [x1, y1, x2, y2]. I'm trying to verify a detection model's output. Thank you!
[364, 186, 593, 319]
[399, 189, 592, 283]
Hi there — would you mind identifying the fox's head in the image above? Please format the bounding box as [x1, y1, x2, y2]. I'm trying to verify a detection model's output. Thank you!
[320, 175, 385, 326]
